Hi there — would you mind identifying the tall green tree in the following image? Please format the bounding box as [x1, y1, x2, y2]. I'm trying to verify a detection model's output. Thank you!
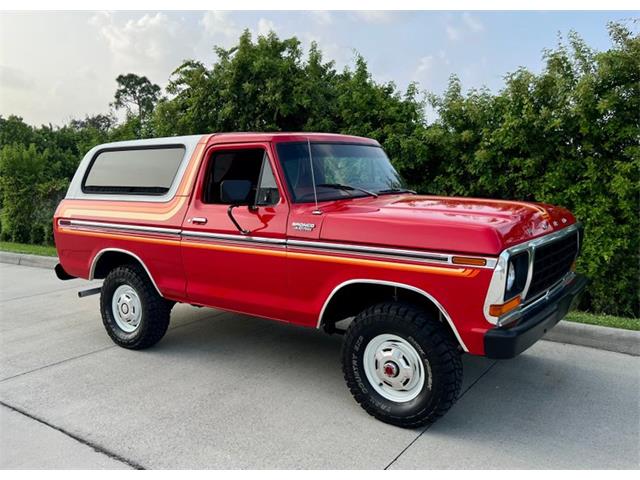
[112, 73, 162, 137]
[153, 30, 423, 141]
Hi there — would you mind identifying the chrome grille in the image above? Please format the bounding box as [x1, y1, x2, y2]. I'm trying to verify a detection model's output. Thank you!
[528, 230, 579, 299]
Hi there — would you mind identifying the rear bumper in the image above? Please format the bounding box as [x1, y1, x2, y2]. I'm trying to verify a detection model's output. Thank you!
[483, 273, 588, 359]
[54, 263, 76, 280]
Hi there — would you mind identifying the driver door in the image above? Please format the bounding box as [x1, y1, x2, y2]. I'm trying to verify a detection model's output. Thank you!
[181, 142, 290, 320]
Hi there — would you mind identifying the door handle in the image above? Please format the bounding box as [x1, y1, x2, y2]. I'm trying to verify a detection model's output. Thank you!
[189, 217, 208, 225]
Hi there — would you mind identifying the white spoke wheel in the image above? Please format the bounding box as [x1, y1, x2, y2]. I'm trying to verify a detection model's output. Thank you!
[363, 334, 425, 403]
[341, 302, 463, 428]
[111, 285, 142, 333]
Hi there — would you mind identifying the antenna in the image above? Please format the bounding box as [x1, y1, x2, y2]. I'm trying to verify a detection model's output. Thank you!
[307, 138, 321, 215]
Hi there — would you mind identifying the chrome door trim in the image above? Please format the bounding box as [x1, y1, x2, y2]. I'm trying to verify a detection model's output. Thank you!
[181, 230, 287, 246]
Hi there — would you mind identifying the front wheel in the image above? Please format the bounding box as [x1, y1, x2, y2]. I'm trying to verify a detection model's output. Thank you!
[342, 303, 463, 428]
[100, 264, 172, 349]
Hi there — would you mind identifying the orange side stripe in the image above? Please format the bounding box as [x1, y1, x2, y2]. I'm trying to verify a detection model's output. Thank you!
[57, 196, 188, 222]
[60, 228, 479, 278]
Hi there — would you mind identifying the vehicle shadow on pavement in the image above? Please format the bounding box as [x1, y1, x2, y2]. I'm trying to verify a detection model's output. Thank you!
[146, 308, 496, 414]
[395, 344, 640, 469]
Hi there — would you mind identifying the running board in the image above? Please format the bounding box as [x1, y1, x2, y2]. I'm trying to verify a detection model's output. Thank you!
[78, 286, 102, 298]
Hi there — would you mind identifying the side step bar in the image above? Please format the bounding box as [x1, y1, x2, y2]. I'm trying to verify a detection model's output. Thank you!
[55, 264, 101, 298]
[78, 286, 102, 298]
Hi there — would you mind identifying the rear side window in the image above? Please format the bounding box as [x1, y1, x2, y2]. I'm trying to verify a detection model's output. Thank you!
[82, 146, 185, 195]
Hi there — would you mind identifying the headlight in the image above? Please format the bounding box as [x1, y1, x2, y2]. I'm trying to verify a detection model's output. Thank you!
[504, 252, 529, 300]
[507, 261, 516, 290]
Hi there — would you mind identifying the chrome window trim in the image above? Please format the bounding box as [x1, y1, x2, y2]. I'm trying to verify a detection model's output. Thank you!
[89, 248, 163, 297]
[483, 223, 581, 325]
[317, 279, 468, 352]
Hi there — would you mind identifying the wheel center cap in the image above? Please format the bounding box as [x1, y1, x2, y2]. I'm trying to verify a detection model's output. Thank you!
[383, 361, 399, 378]
[121, 304, 129, 314]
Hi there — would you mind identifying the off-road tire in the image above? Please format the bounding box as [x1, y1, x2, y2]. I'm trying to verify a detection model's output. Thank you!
[100, 264, 172, 349]
[342, 302, 463, 428]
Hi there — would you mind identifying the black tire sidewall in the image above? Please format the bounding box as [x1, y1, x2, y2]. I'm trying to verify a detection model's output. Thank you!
[100, 265, 168, 348]
[342, 303, 462, 427]
[101, 275, 144, 344]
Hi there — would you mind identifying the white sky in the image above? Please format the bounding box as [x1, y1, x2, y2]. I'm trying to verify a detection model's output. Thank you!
[0, 10, 632, 126]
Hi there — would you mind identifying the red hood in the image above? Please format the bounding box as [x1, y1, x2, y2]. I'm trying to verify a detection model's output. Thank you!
[318, 194, 576, 256]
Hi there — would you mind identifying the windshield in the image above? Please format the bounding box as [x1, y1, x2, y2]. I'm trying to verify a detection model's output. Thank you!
[275, 142, 409, 203]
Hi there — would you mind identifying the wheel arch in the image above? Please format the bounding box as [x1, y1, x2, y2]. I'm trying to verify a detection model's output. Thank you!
[317, 279, 468, 352]
[90, 248, 163, 297]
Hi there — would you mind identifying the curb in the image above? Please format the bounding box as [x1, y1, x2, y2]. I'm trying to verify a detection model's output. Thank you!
[0, 251, 58, 269]
[545, 320, 639, 356]
[1, 250, 637, 356]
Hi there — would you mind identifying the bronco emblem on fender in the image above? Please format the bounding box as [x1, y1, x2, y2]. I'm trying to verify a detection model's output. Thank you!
[292, 222, 315, 232]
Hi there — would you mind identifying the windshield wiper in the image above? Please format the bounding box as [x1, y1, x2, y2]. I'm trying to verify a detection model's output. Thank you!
[316, 183, 379, 198]
[377, 188, 417, 195]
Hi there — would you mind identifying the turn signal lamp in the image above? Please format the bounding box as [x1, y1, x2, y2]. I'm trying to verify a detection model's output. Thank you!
[489, 295, 521, 317]
[451, 256, 487, 267]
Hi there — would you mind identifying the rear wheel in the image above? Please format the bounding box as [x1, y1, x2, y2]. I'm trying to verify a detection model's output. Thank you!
[342, 302, 463, 428]
[100, 264, 172, 349]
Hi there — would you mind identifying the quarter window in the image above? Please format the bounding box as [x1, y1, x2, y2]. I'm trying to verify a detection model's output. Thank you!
[83, 146, 185, 195]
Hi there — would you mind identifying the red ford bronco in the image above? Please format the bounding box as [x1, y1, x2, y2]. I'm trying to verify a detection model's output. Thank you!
[53, 133, 586, 427]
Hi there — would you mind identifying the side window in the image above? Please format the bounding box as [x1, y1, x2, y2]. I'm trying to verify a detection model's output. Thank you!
[255, 155, 280, 206]
[203, 148, 279, 205]
[83, 146, 185, 195]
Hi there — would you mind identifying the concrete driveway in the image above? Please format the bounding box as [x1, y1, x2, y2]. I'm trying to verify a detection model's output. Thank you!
[1, 262, 638, 469]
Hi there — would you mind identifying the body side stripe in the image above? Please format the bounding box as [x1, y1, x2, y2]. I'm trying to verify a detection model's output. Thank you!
[58, 225, 480, 277]
[58, 218, 495, 269]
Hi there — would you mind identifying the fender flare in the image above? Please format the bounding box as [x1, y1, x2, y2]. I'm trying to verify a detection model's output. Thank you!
[89, 248, 164, 297]
[317, 278, 468, 352]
